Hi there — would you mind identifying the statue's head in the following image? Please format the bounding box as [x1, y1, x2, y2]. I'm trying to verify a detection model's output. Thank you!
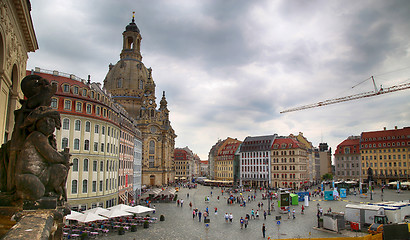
[21, 75, 53, 98]
[22, 106, 61, 133]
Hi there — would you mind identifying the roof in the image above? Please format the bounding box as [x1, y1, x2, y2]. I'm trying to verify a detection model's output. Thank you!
[240, 134, 277, 152]
[271, 137, 304, 150]
[335, 137, 360, 155]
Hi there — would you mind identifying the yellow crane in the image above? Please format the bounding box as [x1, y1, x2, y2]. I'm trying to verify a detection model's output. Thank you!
[280, 76, 410, 114]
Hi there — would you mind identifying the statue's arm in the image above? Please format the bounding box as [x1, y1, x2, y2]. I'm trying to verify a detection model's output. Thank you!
[30, 132, 67, 164]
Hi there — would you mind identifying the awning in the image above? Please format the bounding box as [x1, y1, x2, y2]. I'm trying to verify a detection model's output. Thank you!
[129, 191, 135, 196]
[119, 194, 127, 202]
[388, 181, 398, 185]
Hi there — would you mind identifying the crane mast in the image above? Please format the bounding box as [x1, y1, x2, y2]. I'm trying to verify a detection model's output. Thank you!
[280, 79, 410, 114]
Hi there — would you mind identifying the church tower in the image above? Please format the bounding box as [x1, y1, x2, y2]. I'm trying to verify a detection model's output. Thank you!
[104, 14, 176, 187]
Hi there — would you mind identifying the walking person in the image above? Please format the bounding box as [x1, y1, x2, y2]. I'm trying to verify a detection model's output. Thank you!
[225, 213, 229, 223]
[229, 213, 233, 223]
[244, 217, 249, 228]
[198, 211, 202, 222]
[292, 208, 296, 219]
[264, 210, 267, 220]
[240, 217, 244, 229]
[262, 223, 266, 238]
[301, 204, 304, 214]
[193, 209, 196, 219]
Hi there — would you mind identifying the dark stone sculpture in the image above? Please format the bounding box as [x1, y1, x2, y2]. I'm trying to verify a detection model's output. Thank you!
[0, 75, 70, 206]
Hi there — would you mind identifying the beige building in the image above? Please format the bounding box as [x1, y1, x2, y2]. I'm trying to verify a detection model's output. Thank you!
[271, 137, 308, 189]
[215, 137, 242, 182]
[318, 143, 332, 178]
[103, 17, 176, 186]
[0, 0, 38, 144]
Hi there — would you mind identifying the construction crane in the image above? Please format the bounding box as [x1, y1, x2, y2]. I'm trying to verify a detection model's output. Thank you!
[280, 76, 410, 114]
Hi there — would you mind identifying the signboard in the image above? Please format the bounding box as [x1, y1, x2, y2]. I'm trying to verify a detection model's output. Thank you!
[277, 220, 281, 225]
[280, 193, 290, 207]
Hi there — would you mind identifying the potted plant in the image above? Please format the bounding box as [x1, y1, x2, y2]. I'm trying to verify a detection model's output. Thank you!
[80, 232, 88, 240]
[143, 220, 149, 228]
[131, 225, 137, 232]
[118, 226, 125, 235]
[160, 215, 165, 221]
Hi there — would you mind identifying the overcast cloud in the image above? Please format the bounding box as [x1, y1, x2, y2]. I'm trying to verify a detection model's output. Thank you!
[27, 0, 410, 160]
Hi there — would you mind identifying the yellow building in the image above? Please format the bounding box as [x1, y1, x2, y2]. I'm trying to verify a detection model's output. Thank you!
[215, 137, 242, 181]
[360, 126, 410, 185]
[0, 0, 38, 144]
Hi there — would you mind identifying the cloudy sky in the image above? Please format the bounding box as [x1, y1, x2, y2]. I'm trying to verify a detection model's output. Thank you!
[27, 0, 410, 160]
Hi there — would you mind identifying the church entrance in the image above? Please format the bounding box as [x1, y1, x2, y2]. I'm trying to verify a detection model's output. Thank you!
[150, 175, 155, 186]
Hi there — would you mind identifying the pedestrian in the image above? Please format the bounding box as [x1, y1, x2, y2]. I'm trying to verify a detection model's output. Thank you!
[292, 208, 296, 219]
[256, 210, 259, 219]
[193, 210, 196, 219]
[229, 213, 233, 223]
[181, 199, 184, 207]
[187, 193, 189, 198]
[244, 217, 249, 228]
[203, 211, 208, 220]
[317, 210, 321, 228]
[198, 211, 202, 222]
[189, 202, 192, 208]
[225, 213, 229, 223]
[177, 199, 180, 206]
[262, 223, 266, 238]
[264, 210, 267, 220]
[301, 204, 304, 214]
[251, 209, 255, 219]
[214, 207, 218, 215]
[287, 207, 290, 219]
[240, 217, 244, 229]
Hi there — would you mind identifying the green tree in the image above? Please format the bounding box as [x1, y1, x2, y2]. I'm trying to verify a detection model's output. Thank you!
[321, 173, 333, 181]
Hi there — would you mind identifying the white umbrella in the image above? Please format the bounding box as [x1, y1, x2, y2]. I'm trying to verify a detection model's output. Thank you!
[100, 209, 133, 218]
[388, 181, 398, 185]
[132, 205, 155, 214]
[83, 207, 110, 215]
[108, 203, 139, 214]
[76, 212, 108, 223]
[65, 210, 84, 221]
[400, 182, 410, 186]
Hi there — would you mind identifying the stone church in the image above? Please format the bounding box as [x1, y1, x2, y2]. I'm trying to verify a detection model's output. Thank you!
[103, 16, 176, 186]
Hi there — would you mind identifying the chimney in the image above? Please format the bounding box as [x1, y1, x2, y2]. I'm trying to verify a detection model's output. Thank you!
[87, 75, 91, 84]
[383, 127, 386, 130]
[395, 126, 398, 130]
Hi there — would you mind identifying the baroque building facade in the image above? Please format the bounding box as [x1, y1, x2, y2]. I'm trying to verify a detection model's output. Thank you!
[27, 68, 142, 210]
[334, 136, 361, 181]
[0, 0, 38, 144]
[103, 17, 176, 187]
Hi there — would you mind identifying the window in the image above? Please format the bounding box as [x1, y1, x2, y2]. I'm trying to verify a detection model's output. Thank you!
[117, 78, 122, 88]
[71, 180, 77, 194]
[96, 106, 100, 115]
[74, 139, 80, 150]
[82, 180, 88, 193]
[75, 102, 82, 112]
[149, 140, 155, 154]
[72, 158, 78, 171]
[107, 143, 110, 152]
[106, 179, 108, 190]
[86, 104, 92, 114]
[84, 140, 90, 150]
[92, 181, 96, 192]
[95, 125, 99, 133]
[91, 91, 95, 98]
[73, 86, 79, 94]
[51, 98, 58, 108]
[82, 89, 87, 96]
[94, 142, 98, 152]
[101, 143, 105, 152]
[64, 100, 71, 110]
[99, 180, 103, 191]
[85, 121, 91, 132]
[83, 159, 89, 171]
[93, 160, 97, 171]
[63, 84, 70, 92]
[149, 156, 154, 168]
[102, 126, 105, 135]
[62, 138, 69, 149]
[75, 120, 81, 131]
[108, 127, 110, 136]
[63, 119, 70, 130]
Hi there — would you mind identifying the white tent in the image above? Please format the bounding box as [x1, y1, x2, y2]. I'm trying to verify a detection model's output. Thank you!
[65, 210, 84, 221]
[100, 209, 133, 218]
[132, 205, 155, 214]
[388, 181, 398, 185]
[400, 182, 410, 186]
[108, 203, 140, 214]
[82, 207, 110, 215]
[76, 212, 108, 223]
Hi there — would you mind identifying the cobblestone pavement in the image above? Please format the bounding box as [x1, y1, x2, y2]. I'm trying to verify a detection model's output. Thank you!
[102, 185, 410, 240]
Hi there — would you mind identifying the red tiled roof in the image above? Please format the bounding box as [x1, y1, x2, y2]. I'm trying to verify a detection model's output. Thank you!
[271, 138, 303, 149]
[361, 127, 410, 140]
[335, 138, 360, 155]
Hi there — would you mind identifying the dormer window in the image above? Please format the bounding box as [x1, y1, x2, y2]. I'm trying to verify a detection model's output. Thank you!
[63, 84, 70, 92]
[82, 89, 87, 97]
[91, 91, 95, 99]
[73, 86, 79, 94]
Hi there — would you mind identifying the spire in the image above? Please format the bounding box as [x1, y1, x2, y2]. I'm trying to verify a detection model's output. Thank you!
[160, 91, 168, 110]
[132, 11, 135, 23]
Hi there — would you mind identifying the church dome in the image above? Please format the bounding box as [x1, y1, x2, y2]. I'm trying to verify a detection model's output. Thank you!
[125, 19, 140, 33]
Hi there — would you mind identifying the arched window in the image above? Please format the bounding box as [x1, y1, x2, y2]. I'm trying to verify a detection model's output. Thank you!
[149, 140, 155, 154]
[71, 180, 77, 194]
[75, 120, 81, 131]
[62, 138, 69, 149]
[82, 180, 88, 193]
[84, 140, 90, 151]
[85, 121, 91, 132]
[72, 158, 78, 171]
[117, 78, 122, 88]
[51, 98, 58, 109]
[63, 119, 70, 130]
[74, 139, 80, 150]
[83, 159, 89, 171]
[139, 79, 143, 89]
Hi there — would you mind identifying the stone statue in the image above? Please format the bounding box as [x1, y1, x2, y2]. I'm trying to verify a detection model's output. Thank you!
[0, 75, 70, 206]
